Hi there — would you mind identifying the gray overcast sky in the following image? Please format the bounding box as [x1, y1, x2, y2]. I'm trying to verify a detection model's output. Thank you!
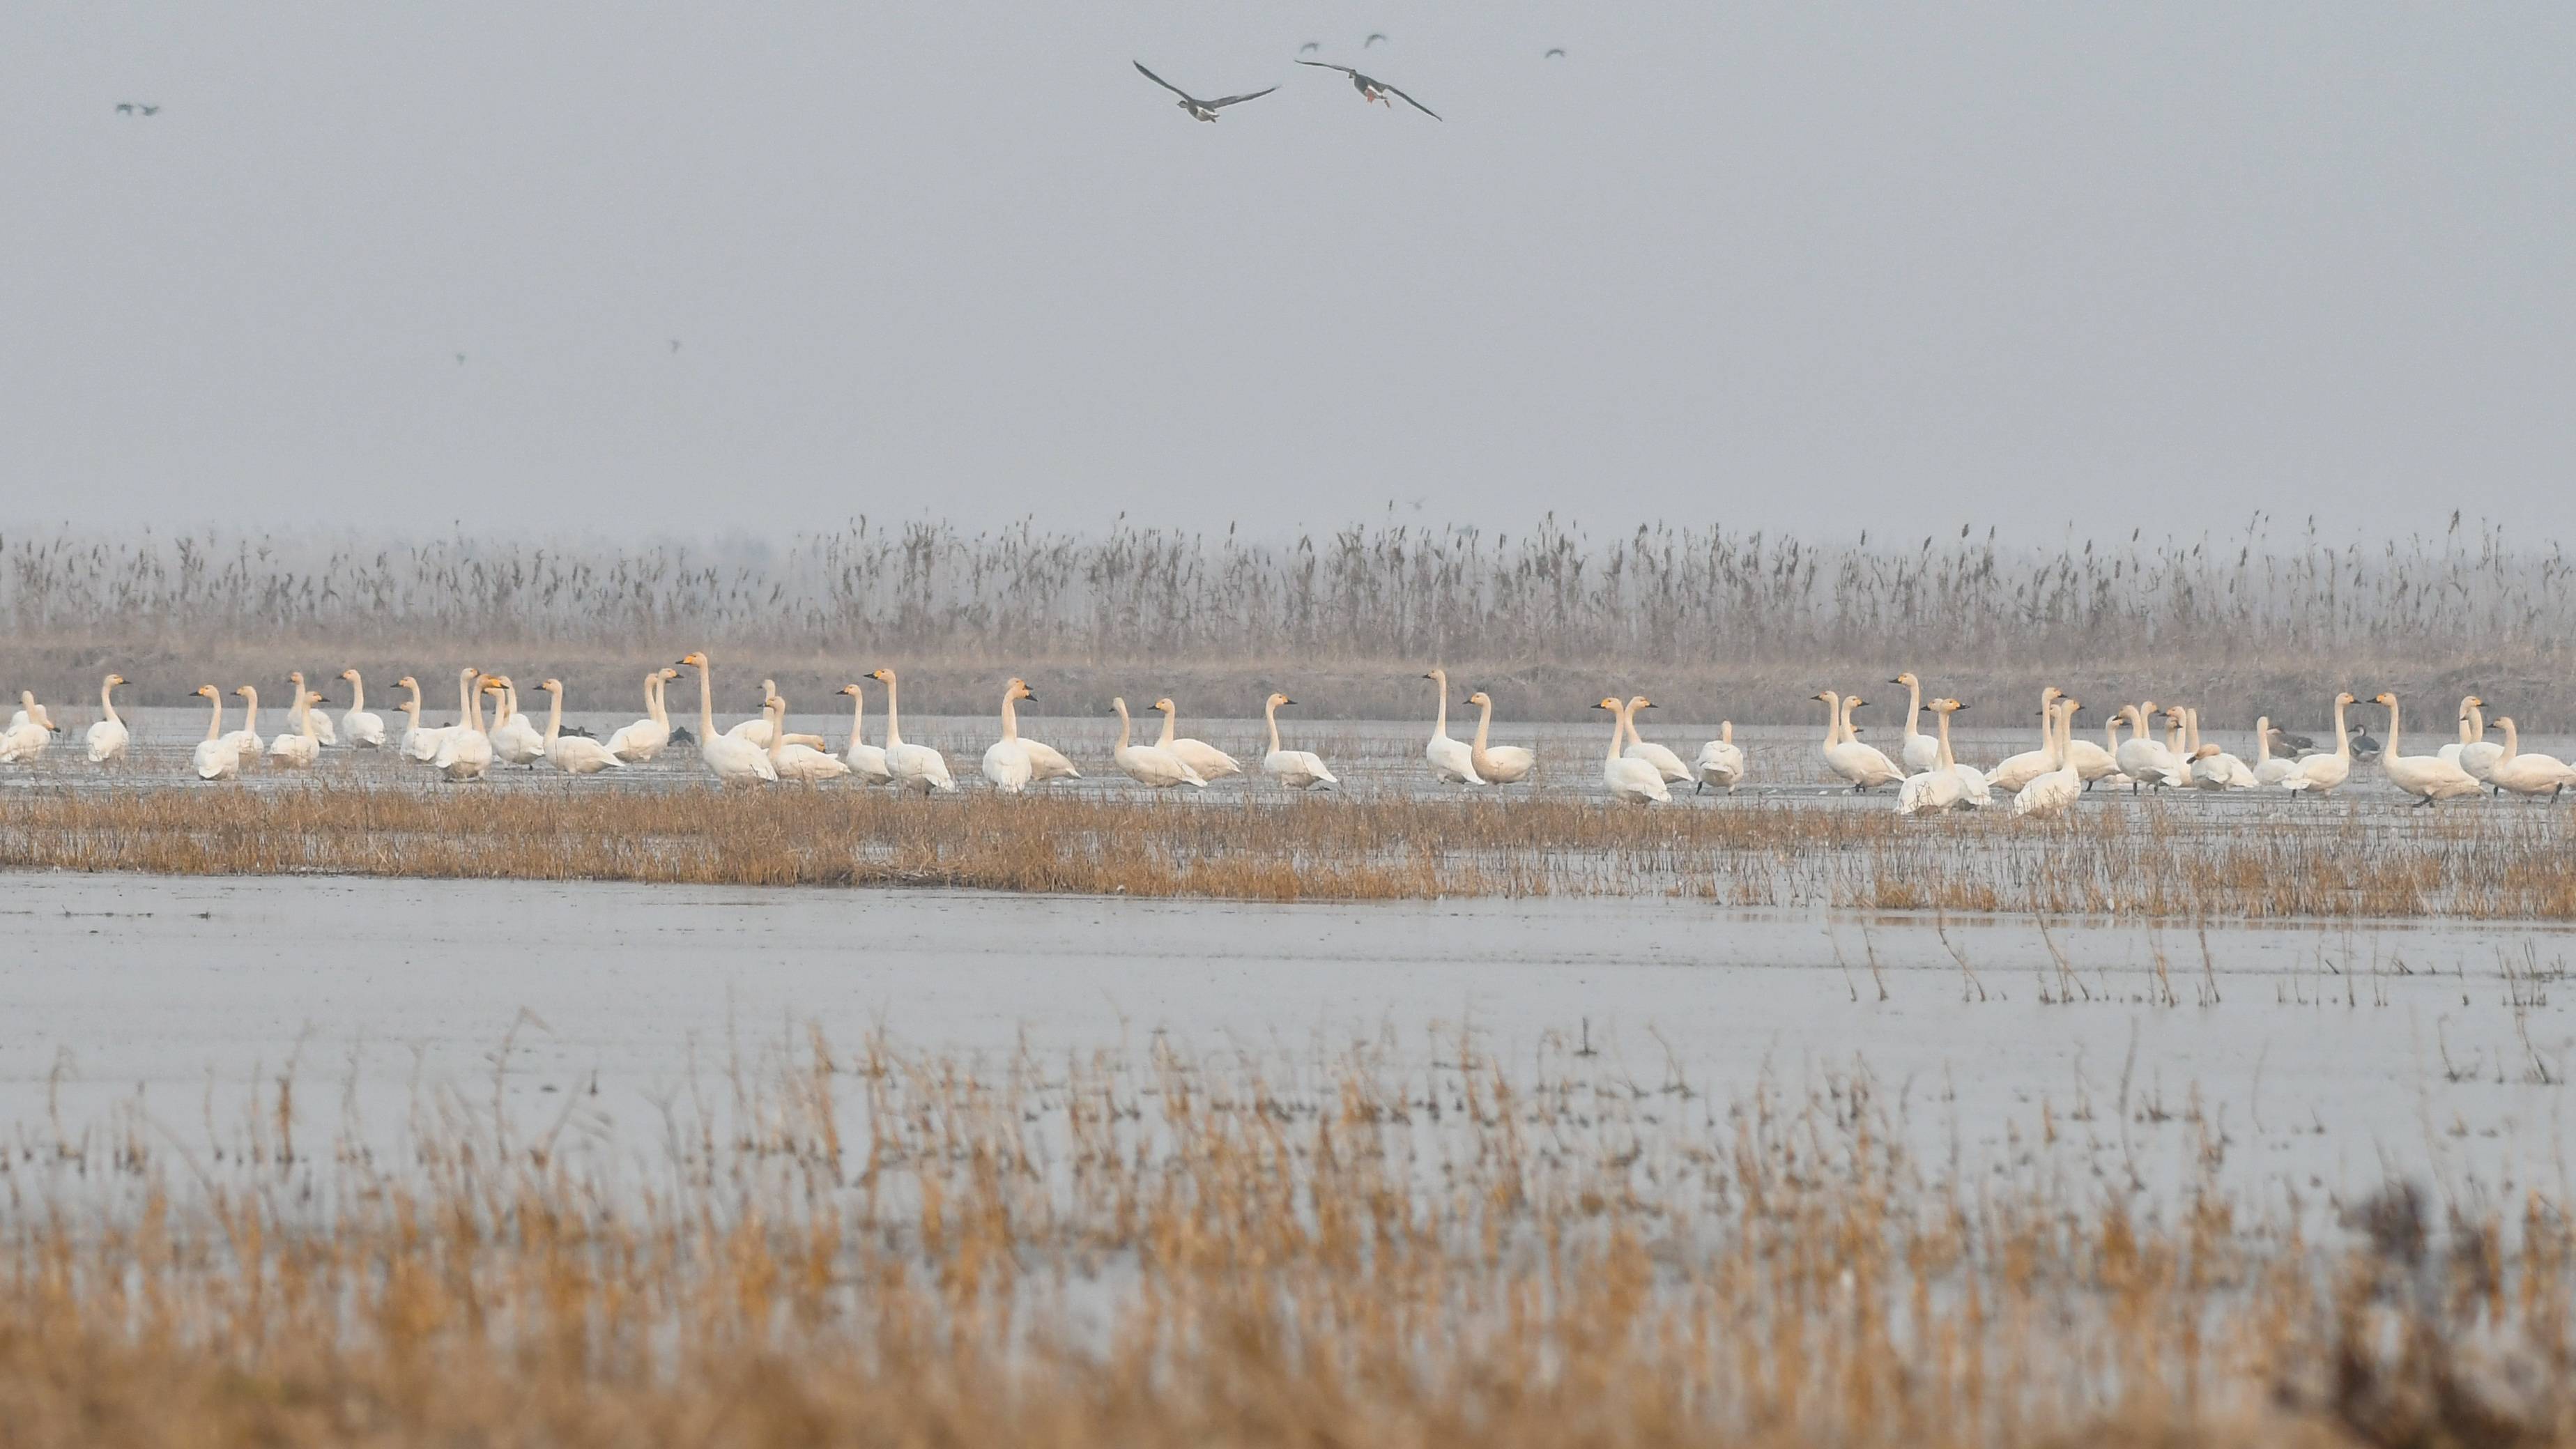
[6, 3, 2572, 544]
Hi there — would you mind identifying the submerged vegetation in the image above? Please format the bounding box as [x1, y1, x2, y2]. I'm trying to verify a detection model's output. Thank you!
[1, 783, 2572, 916]
[3, 515, 2571, 721]
[1, 1028, 2568, 1447]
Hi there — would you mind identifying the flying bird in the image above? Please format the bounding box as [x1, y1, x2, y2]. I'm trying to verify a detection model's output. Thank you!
[454, 353, 467, 365]
[141, 104, 160, 115]
[669, 339, 682, 353]
[1295, 61, 1440, 119]
[1133, 61, 1278, 122]
[1365, 33, 1389, 47]
[1300, 41, 1320, 54]
[115, 102, 134, 115]
[1545, 48, 1567, 59]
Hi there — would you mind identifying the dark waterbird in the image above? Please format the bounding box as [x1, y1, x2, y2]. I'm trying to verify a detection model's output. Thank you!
[1133, 61, 1278, 122]
[1295, 60, 1440, 119]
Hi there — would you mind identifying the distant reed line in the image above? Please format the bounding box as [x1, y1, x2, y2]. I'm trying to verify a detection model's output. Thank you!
[4, 515, 2570, 720]
[1, 785, 2570, 916]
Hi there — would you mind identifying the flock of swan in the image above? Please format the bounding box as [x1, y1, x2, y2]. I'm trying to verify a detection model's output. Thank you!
[4, 658, 2570, 810]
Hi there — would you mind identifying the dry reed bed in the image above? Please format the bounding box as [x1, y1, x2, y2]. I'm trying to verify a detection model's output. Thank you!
[2, 1030, 2568, 1447]
[7, 516, 2573, 722]
[1, 785, 2573, 917]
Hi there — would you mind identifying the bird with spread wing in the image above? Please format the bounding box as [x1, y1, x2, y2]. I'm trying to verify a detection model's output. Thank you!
[1295, 61, 1440, 119]
[1133, 61, 1278, 122]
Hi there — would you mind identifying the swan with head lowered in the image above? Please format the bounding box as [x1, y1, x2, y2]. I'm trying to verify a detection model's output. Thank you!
[765, 693, 850, 783]
[1420, 668, 1481, 785]
[337, 670, 385, 748]
[1816, 691, 1906, 792]
[2010, 698, 2083, 819]
[836, 682, 896, 785]
[1260, 693, 1337, 790]
[2372, 692, 2481, 806]
[2487, 717, 2576, 801]
[189, 685, 238, 781]
[1891, 673, 1943, 774]
[1112, 697, 1205, 789]
[867, 668, 953, 793]
[1596, 697, 1670, 804]
[1465, 690, 1536, 785]
[1618, 695, 1691, 785]
[1693, 722, 1745, 794]
[606, 667, 678, 762]
[1156, 698, 1243, 783]
[84, 674, 130, 764]
[677, 652, 776, 785]
[534, 680, 626, 775]
[981, 678, 1041, 794]
[2279, 693, 2356, 794]
[433, 675, 500, 782]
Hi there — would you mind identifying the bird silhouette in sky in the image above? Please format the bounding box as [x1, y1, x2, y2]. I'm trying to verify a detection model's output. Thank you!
[1295, 61, 1439, 120]
[1133, 61, 1279, 122]
[1365, 33, 1388, 47]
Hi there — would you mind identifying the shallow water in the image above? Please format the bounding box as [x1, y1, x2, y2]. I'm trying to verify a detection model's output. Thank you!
[2, 871, 2567, 1204]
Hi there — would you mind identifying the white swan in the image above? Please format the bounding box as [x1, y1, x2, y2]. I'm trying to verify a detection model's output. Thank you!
[2373, 692, 2481, 806]
[535, 680, 626, 775]
[981, 678, 1039, 794]
[221, 684, 265, 766]
[1465, 691, 1537, 785]
[606, 668, 677, 762]
[679, 652, 776, 785]
[1597, 697, 1670, 804]
[2252, 715, 2301, 786]
[1421, 668, 1481, 785]
[766, 693, 851, 783]
[867, 668, 953, 794]
[1618, 695, 1690, 785]
[1260, 692, 1338, 790]
[1816, 691, 1906, 792]
[489, 680, 547, 766]
[1111, 696, 1205, 789]
[836, 682, 896, 785]
[394, 675, 448, 762]
[1156, 698, 1243, 782]
[726, 679, 829, 751]
[2487, 717, 2576, 801]
[2280, 693, 2356, 794]
[2113, 702, 2183, 791]
[1692, 722, 1745, 794]
[1897, 696, 1970, 816]
[2435, 695, 2483, 771]
[986, 678, 1077, 783]
[2011, 697, 2083, 819]
[189, 685, 238, 781]
[1892, 672, 1943, 774]
[2182, 709, 2257, 790]
[266, 685, 322, 768]
[432, 673, 498, 783]
[3, 691, 59, 750]
[1940, 700, 1994, 807]
[84, 674, 129, 764]
[1988, 688, 2067, 793]
[2455, 696, 2505, 790]
[338, 670, 386, 748]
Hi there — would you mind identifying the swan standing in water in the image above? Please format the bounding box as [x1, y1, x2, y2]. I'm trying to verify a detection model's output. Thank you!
[1111, 696, 1205, 789]
[727, 680, 828, 751]
[1816, 691, 1905, 792]
[1988, 688, 2069, 793]
[1891, 673, 1942, 774]
[1596, 697, 1670, 804]
[266, 685, 323, 768]
[2487, 718, 2576, 801]
[2011, 698, 2083, 819]
[1618, 696, 1691, 785]
[986, 678, 1077, 783]
[981, 678, 1041, 793]
[433, 675, 500, 782]
[1260, 693, 1338, 790]
[867, 668, 953, 793]
[221, 684, 265, 766]
[84, 674, 129, 763]
[1897, 698, 1970, 815]
[1940, 700, 1993, 806]
[394, 675, 448, 762]
[338, 670, 386, 748]
[1156, 698, 1243, 783]
[2372, 692, 2481, 806]
[0, 692, 60, 763]
[2279, 693, 2356, 794]
[2113, 703, 2182, 791]
[1693, 722, 1745, 794]
[189, 685, 238, 781]
[765, 694, 851, 783]
[1465, 691, 1537, 785]
[2252, 716, 2301, 786]
[535, 680, 626, 775]
[489, 680, 547, 766]
[836, 683, 896, 785]
[1420, 668, 1481, 785]
[2454, 696, 2505, 791]
[679, 652, 777, 785]
[606, 668, 677, 762]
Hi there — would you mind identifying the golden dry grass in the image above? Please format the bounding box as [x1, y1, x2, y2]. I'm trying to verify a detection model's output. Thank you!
[1, 1029, 2568, 1447]
[1, 783, 2573, 916]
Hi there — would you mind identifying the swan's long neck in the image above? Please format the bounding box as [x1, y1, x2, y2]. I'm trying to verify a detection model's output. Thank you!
[2255, 721, 2272, 765]
[502, 684, 519, 725]
[2332, 697, 2350, 761]
[880, 673, 903, 749]
[2468, 701, 2486, 742]
[768, 702, 786, 764]
[2048, 704, 2070, 769]
[203, 693, 224, 741]
[456, 670, 477, 723]
[1903, 677, 1924, 738]
[696, 662, 717, 740]
[1841, 696, 1862, 748]
[1819, 693, 1843, 747]
[1606, 702, 1629, 766]
[1112, 700, 1132, 751]
[239, 687, 259, 735]
[299, 693, 319, 739]
[2499, 718, 2520, 762]
[346, 675, 365, 713]
[646, 673, 666, 727]
[100, 678, 120, 725]
[1720, 721, 1733, 746]
[468, 683, 487, 735]
[1474, 698, 1494, 752]
[1429, 673, 1450, 741]
[1265, 699, 1282, 755]
[1157, 707, 1176, 749]
[999, 689, 1020, 743]
[1935, 709, 1957, 771]
[544, 690, 564, 744]
[2456, 700, 2476, 746]
[848, 690, 867, 748]
[2383, 698, 2402, 758]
